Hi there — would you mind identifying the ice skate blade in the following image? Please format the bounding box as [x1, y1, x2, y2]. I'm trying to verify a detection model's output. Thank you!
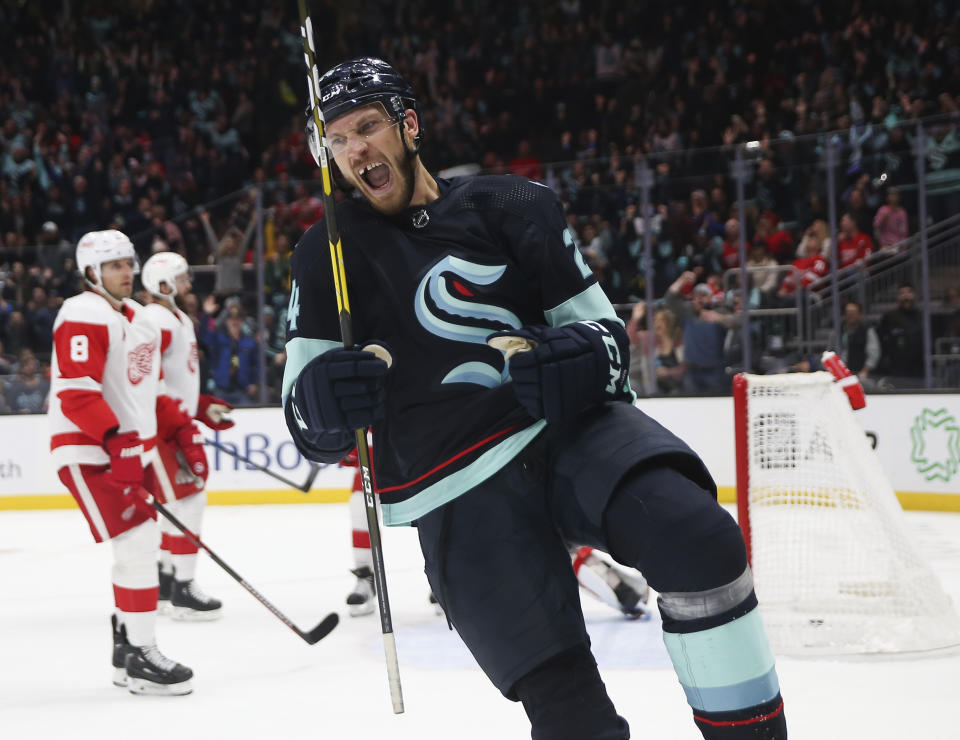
[170, 605, 222, 622]
[127, 676, 193, 696]
[348, 600, 375, 617]
[157, 600, 171, 617]
[112, 667, 128, 687]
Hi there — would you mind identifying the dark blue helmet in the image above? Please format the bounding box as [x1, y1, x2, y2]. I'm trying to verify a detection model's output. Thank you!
[318, 57, 418, 132]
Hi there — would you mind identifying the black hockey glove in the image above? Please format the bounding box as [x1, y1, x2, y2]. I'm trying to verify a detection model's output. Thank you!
[489, 320, 630, 424]
[285, 346, 390, 460]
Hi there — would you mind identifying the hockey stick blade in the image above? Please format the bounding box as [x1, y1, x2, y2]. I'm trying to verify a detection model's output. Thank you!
[303, 612, 340, 644]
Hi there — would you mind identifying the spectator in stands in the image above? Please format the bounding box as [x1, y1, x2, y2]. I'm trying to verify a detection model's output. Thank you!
[626, 301, 686, 395]
[264, 232, 293, 311]
[3, 348, 48, 413]
[837, 212, 874, 270]
[872, 188, 909, 250]
[719, 218, 741, 271]
[2, 309, 32, 358]
[202, 207, 253, 300]
[845, 185, 876, 240]
[508, 140, 543, 182]
[205, 302, 259, 406]
[795, 219, 830, 260]
[877, 282, 925, 388]
[288, 184, 324, 235]
[835, 301, 881, 388]
[35, 221, 72, 274]
[665, 272, 737, 394]
[754, 212, 795, 265]
[0, 338, 15, 376]
[777, 232, 828, 301]
[745, 242, 780, 302]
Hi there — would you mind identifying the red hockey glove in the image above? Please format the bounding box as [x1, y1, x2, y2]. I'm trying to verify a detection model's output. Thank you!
[103, 430, 145, 488]
[174, 423, 208, 483]
[821, 351, 866, 410]
[119, 485, 157, 522]
[196, 394, 235, 431]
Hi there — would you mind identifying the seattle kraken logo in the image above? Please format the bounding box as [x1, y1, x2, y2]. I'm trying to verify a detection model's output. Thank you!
[414, 256, 520, 388]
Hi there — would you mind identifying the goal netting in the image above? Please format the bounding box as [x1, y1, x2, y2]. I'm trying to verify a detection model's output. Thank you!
[733, 371, 960, 654]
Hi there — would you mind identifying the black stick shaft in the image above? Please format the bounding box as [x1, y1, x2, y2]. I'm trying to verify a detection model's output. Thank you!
[204, 438, 322, 492]
[298, 0, 403, 713]
[152, 499, 336, 644]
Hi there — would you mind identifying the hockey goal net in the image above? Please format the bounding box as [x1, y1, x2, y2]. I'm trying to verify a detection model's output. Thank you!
[733, 371, 960, 654]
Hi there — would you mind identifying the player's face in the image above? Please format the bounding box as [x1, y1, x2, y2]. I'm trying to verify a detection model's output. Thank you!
[327, 103, 418, 216]
[100, 258, 135, 300]
[173, 272, 192, 296]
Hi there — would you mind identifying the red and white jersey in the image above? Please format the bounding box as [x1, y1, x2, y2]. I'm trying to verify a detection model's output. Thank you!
[143, 302, 200, 416]
[49, 291, 161, 469]
[837, 232, 874, 269]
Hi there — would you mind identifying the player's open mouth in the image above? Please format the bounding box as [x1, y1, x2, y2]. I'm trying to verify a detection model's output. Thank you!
[358, 162, 391, 192]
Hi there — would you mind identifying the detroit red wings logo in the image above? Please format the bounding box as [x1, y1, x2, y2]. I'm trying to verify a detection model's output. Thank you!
[127, 339, 158, 385]
[188, 341, 198, 373]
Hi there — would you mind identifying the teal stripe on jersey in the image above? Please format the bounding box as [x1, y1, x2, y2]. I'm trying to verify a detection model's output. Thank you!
[544, 283, 620, 327]
[381, 420, 547, 526]
[281, 337, 341, 407]
[662, 608, 779, 713]
[543, 283, 637, 401]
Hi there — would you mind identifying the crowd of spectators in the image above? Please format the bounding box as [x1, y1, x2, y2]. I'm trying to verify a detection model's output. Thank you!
[2, 0, 960, 409]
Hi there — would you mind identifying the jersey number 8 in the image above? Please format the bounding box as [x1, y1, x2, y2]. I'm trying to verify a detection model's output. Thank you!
[70, 334, 89, 362]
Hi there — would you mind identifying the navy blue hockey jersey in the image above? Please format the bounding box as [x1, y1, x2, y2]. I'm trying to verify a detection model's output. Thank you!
[283, 175, 626, 525]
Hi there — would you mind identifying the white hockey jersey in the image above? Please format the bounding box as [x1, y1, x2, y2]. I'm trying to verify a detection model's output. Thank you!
[49, 291, 161, 469]
[143, 302, 200, 416]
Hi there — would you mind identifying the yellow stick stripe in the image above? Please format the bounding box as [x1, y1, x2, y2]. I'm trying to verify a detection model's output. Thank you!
[334, 239, 351, 313]
[321, 161, 333, 196]
[329, 240, 345, 313]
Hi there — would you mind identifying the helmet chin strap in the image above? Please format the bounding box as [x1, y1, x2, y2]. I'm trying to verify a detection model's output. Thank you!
[86, 277, 125, 310]
[399, 127, 421, 208]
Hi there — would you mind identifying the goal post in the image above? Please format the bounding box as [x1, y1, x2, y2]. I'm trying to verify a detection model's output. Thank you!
[733, 370, 960, 654]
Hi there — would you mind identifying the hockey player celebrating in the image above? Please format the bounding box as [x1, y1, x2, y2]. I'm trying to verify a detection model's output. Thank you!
[284, 58, 786, 738]
[49, 230, 193, 695]
[141, 251, 233, 620]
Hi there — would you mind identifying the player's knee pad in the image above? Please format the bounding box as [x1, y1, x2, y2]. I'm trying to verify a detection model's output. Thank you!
[511, 644, 629, 740]
[660, 567, 786, 738]
[604, 463, 747, 595]
[111, 519, 160, 589]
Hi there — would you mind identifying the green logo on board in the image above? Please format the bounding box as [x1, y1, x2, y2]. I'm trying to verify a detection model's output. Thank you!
[909, 408, 960, 482]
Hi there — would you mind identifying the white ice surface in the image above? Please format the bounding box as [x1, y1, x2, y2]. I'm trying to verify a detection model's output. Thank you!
[2, 504, 959, 739]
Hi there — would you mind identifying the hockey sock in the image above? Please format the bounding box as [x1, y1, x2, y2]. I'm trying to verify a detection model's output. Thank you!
[659, 570, 785, 739]
[111, 520, 160, 646]
[160, 492, 205, 582]
[604, 464, 786, 739]
[512, 644, 629, 740]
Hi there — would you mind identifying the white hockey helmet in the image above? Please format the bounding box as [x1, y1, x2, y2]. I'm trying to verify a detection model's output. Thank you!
[76, 230, 139, 286]
[142, 251, 190, 298]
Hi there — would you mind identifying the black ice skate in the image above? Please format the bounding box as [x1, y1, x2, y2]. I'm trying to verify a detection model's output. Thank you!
[346, 566, 375, 617]
[111, 614, 134, 688]
[170, 579, 222, 621]
[124, 644, 193, 696]
[158, 565, 174, 616]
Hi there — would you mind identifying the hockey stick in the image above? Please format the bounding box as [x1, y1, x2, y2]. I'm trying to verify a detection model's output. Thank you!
[298, 0, 403, 713]
[204, 438, 324, 492]
[152, 498, 338, 644]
